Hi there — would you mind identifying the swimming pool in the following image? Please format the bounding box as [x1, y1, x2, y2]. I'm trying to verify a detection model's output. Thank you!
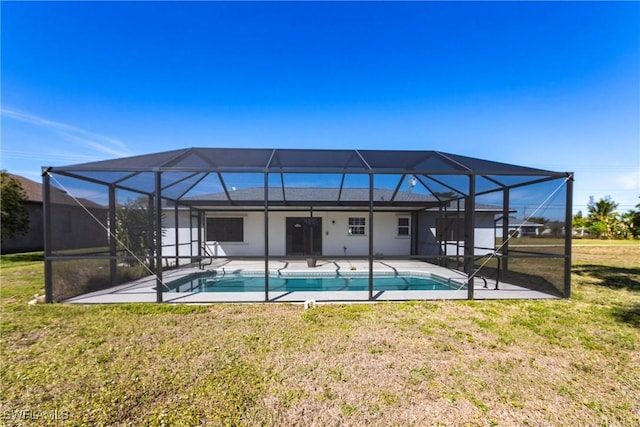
[167, 272, 465, 293]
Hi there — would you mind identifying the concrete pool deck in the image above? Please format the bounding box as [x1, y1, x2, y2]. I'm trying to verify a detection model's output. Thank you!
[64, 259, 560, 304]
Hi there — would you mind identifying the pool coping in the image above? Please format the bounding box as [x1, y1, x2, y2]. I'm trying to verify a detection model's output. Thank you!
[64, 259, 560, 304]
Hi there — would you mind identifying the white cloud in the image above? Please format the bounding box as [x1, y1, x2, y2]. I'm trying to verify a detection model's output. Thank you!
[1, 107, 132, 158]
[615, 170, 640, 191]
[58, 132, 132, 158]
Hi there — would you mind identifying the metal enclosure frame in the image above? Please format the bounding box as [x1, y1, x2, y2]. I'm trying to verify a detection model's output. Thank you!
[42, 148, 573, 303]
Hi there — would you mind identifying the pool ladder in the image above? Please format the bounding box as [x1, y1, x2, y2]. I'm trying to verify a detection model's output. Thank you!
[199, 245, 214, 270]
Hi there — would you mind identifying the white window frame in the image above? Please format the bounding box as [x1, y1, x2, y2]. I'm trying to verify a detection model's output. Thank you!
[397, 216, 411, 237]
[348, 217, 366, 236]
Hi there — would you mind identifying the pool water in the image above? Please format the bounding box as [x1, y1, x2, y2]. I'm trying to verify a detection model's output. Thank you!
[168, 273, 463, 293]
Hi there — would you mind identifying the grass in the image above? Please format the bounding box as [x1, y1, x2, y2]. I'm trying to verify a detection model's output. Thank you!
[1, 240, 639, 426]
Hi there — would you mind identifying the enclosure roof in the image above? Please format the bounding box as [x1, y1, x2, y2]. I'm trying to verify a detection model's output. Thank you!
[50, 147, 562, 176]
[47, 148, 570, 206]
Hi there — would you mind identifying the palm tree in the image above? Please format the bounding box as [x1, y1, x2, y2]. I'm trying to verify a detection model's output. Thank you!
[587, 197, 619, 238]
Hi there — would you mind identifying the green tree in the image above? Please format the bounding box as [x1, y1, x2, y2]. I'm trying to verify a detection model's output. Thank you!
[588, 221, 608, 238]
[587, 196, 619, 239]
[618, 210, 635, 239]
[0, 171, 30, 241]
[116, 197, 155, 267]
[624, 198, 640, 239]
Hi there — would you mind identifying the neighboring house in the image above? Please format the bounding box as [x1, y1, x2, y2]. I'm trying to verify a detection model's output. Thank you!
[572, 227, 590, 238]
[1, 174, 107, 254]
[2, 174, 47, 253]
[495, 216, 545, 239]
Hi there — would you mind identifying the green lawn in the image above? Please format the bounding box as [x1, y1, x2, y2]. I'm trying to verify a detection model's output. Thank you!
[1, 242, 639, 426]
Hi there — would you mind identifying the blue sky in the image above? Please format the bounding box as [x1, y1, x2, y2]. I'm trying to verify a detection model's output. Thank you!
[1, 1, 639, 214]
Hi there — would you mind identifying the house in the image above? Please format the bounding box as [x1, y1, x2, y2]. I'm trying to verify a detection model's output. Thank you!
[162, 187, 505, 261]
[1, 174, 107, 254]
[495, 216, 545, 239]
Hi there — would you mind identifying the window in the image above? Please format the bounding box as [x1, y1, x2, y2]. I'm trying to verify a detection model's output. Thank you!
[348, 217, 366, 235]
[206, 217, 243, 242]
[398, 217, 410, 236]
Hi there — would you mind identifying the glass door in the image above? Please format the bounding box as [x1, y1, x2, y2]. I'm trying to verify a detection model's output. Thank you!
[286, 217, 322, 256]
